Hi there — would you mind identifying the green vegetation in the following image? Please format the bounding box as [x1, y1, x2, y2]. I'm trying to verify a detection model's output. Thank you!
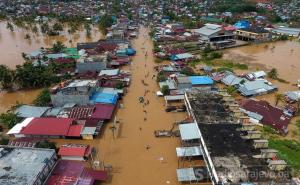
[33, 89, 51, 106]
[156, 72, 167, 82]
[269, 139, 300, 172]
[115, 82, 124, 89]
[181, 67, 196, 76]
[6, 22, 14, 32]
[191, 58, 248, 70]
[15, 62, 60, 89]
[226, 86, 238, 96]
[98, 14, 113, 34]
[0, 65, 14, 89]
[35, 140, 57, 150]
[161, 85, 170, 96]
[0, 112, 22, 129]
[155, 58, 163, 63]
[267, 68, 289, 83]
[0, 137, 9, 145]
[274, 93, 284, 106]
[51, 41, 66, 53]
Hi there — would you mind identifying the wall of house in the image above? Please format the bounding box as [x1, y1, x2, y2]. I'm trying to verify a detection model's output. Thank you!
[82, 134, 94, 140]
[51, 94, 90, 107]
[177, 82, 192, 90]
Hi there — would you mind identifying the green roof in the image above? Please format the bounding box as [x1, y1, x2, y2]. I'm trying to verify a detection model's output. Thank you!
[63, 48, 80, 59]
[201, 16, 223, 23]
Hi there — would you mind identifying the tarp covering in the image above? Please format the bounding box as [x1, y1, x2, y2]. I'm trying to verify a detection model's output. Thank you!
[90, 92, 118, 105]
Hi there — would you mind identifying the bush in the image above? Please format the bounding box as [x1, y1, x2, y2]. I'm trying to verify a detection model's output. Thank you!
[210, 52, 223, 59]
[155, 58, 163, 63]
[33, 89, 51, 106]
[161, 85, 170, 95]
[156, 72, 167, 82]
[35, 140, 56, 149]
[226, 86, 237, 95]
[0, 138, 9, 145]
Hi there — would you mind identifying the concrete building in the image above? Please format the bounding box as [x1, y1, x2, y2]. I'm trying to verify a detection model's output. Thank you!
[50, 80, 97, 107]
[193, 24, 234, 42]
[0, 146, 57, 185]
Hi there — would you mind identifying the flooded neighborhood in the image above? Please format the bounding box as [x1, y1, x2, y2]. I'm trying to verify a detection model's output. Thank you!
[0, 1, 300, 185]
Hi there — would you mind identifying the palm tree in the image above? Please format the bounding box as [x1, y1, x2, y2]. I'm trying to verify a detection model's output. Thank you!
[274, 93, 284, 106]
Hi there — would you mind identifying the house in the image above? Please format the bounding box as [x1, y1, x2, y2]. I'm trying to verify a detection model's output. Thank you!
[90, 92, 118, 105]
[176, 76, 192, 90]
[0, 146, 57, 185]
[50, 80, 97, 107]
[46, 160, 107, 185]
[8, 118, 83, 139]
[99, 69, 120, 77]
[236, 26, 270, 41]
[239, 99, 290, 134]
[58, 144, 92, 161]
[14, 105, 50, 118]
[159, 79, 177, 90]
[238, 80, 277, 97]
[221, 73, 244, 86]
[76, 59, 107, 73]
[170, 53, 194, 62]
[272, 27, 300, 37]
[246, 71, 266, 80]
[285, 91, 300, 103]
[193, 23, 234, 42]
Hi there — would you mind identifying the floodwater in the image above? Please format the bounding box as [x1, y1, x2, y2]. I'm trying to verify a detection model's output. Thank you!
[225, 41, 300, 84]
[52, 27, 200, 185]
[0, 21, 103, 68]
[0, 21, 102, 113]
[0, 89, 42, 113]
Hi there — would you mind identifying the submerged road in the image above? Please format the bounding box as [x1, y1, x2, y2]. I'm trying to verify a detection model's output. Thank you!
[99, 26, 187, 185]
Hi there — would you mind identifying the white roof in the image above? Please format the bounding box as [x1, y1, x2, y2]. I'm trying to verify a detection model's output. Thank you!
[252, 71, 266, 78]
[66, 80, 97, 88]
[99, 69, 120, 76]
[179, 123, 201, 140]
[164, 95, 185, 101]
[7, 117, 34, 135]
[81, 127, 96, 135]
[177, 168, 197, 182]
[176, 146, 202, 157]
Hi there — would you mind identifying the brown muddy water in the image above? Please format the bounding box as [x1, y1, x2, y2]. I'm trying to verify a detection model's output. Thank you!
[0, 21, 102, 68]
[0, 21, 102, 113]
[51, 27, 198, 185]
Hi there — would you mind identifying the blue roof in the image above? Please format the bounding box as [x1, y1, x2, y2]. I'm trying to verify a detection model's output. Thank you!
[90, 92, 118, 105]
[188, 76, 213, 85]
[234, 20, 250, 29]
[126, 48, 136, 56]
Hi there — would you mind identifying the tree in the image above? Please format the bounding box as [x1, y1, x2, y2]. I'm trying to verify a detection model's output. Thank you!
[32, 25, 38, 34]
[52, 23, 63, 32]
[40, 23, 49, 34]
[6, 22, 14, 32]
[52, 41, 66, 53]
[0, 112, 21, 129]
[274, 93, 284, 106]
[0, 65, 14, 89]
[115, 82, 124, 89]
[161, 85, 170, 95]
[156, 72, 167, 82]
[98, 14, 113, 34]
[84, 23, 92, 38]
[267, 68, 278, 79]
[33, 88, 51, 106]
[226, 86, 237, 96]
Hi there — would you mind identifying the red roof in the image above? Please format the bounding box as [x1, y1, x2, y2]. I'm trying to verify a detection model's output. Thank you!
[239, 99, 290, 134]
[46, 160, 107, 185]
[91, 104, 115, 120]
[21, 118, 73, 136]
[58, 145, 88, 157]
[67, 125, 84, 137]
[69, 106, 95, 119]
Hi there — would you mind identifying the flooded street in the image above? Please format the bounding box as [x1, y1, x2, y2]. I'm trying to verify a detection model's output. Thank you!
[52, 26, 187, 185]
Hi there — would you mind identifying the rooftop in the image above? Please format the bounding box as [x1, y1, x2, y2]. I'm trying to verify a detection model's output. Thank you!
[0, 146, 55, 185]
[15, 105, 50, 118]
[186, 92, 290, 184]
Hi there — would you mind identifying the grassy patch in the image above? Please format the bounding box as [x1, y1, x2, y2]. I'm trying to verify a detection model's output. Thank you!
[269, 139, 300, 172]
[192, 59, 248, 70]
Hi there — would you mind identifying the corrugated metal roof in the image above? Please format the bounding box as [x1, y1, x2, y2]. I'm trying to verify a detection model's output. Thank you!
[188, 76, 213, 85]
[176, 146, 202, 157]
[15, 105, 50, 118]
[176, 168, 197, 182]
[164, 95, 185, 101]
[179, 123, 201, 140]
